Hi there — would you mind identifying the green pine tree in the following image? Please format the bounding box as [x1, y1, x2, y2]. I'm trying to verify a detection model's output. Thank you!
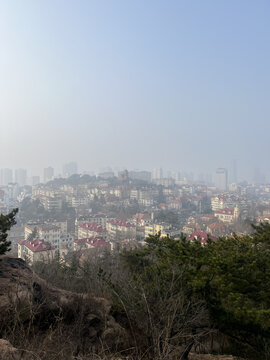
[0, 208, 18, 255]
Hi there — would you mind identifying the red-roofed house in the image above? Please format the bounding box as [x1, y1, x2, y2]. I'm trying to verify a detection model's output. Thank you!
[206, 222, 227, 237]
[214, 208, 235, 223]
[24, 224, 61, 248]
[199, 214, 216, 223]
[132, 213, 151, 225]
[78, 222, 107, 239]
[168, 199, 182, 210]
[74, 237, 108, 251]
[159, 203, 168, 210]
[188, 231, 217, 245]
[107, 219, 136, 241]
[18, 239, 55, 264]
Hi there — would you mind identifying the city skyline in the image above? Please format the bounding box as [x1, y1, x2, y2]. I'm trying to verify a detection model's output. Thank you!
[1, 2, 270, 358]
[1, 1, 270, 180]
[1, 162, 268, 186]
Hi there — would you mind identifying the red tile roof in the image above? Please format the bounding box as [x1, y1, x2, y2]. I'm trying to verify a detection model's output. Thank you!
[207, 222, 226, 230]
[79, 222, 106, 232]
[133, 213, 151, 222]
[108, 219, 135, 227]
[19, 239, 53, 252]
[75, 237, 106, 247]
[159, 203, 168, 209]
[188, 231, 217, 244]
[215, 208, 234, 215]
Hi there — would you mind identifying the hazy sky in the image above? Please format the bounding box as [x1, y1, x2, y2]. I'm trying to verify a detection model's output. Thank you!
[0, 0, 270, 179]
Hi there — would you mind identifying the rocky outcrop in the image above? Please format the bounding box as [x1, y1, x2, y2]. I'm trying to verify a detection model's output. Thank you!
[0, 256, 127, 356]
[0, 340, 242, 360]
[189, 355, 243, 360]
[0, 257, 247, 359]
[0, 339, 36, 360]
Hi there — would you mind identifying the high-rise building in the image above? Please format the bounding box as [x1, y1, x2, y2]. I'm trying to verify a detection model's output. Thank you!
[253, 167, 265, 184]
[172, 172, 181, 181]
[44, 166, 54, 183]
[197, 173, 205, 183]
[129, 171, 151, 182]
[215, 168, 227, 191]
[63, 162, 78, 177]
[153, 168, 163, 180]
[205, 173, 212, 185]
[7, 183, 19, 206]
[32, 176, 40, 186]
[15, 169, 27, 186]
[98, 171, 115, 179]
[232, 160, 238, 183]
[0, 168, 13, 185]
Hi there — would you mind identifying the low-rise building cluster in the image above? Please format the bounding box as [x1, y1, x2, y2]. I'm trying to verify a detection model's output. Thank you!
[0, 168, 269, 263]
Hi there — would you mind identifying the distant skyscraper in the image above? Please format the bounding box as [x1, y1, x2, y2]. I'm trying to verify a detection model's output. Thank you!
[253, 167, 265, 184]
[44, 166, 54, 183]
[0, 168, 13, 185]
[215, 168, 227, 191]
[198, 173, 205, 183]
[167, 170, 172, 178]
[32, 176, 40, 186]
[172, 172, 181, 181]
[63, 162, 78, 177]
[129, 170, 151, 182]
[15, 169, 27, 186]
[232, 160, 238, 183]
[205, 173, 212, 185]
[98, 171, 115, 179]
[7, 183, 19, 202]
[229, 159, 238, 184]
[153, 168, 163, 180]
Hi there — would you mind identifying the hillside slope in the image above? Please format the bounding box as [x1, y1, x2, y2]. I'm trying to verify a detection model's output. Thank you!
[0, 256, 126, 359]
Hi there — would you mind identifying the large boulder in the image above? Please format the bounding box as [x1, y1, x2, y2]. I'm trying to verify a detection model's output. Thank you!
[189, 355, 240, 359]
[0, 256, 127, 357]
[0, 339, 35, 360]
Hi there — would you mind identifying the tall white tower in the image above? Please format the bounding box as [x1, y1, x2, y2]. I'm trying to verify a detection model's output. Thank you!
[215, 168, 227, 191]
[153, 168, 163, 180]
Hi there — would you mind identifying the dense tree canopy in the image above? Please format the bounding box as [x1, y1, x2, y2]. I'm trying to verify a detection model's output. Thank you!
[0, 209, 18, 255]
[33, 222, 270, 359]
[117, 225, 270, 359]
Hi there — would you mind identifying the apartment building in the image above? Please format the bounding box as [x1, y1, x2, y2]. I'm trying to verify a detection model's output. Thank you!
[211, 195, 236, 211]
[73, 236, 107, 251]
[18, 239, 55, 264]
[130, 188, 155, 206]
[106, 219, 136, 241]
[144, 223, 172, 238]
[188, 231, 217, 245]
[77, 222, 106, 239]
[214, 208, 237, 223]
[70, 196, 90, 208]
[39, 195, 63, 211]
[25, 224, 61, 248]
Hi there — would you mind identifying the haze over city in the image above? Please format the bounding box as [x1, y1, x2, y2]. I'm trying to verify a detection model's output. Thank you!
[1, 2, 270, 359]
[1, 0, 270, 180]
